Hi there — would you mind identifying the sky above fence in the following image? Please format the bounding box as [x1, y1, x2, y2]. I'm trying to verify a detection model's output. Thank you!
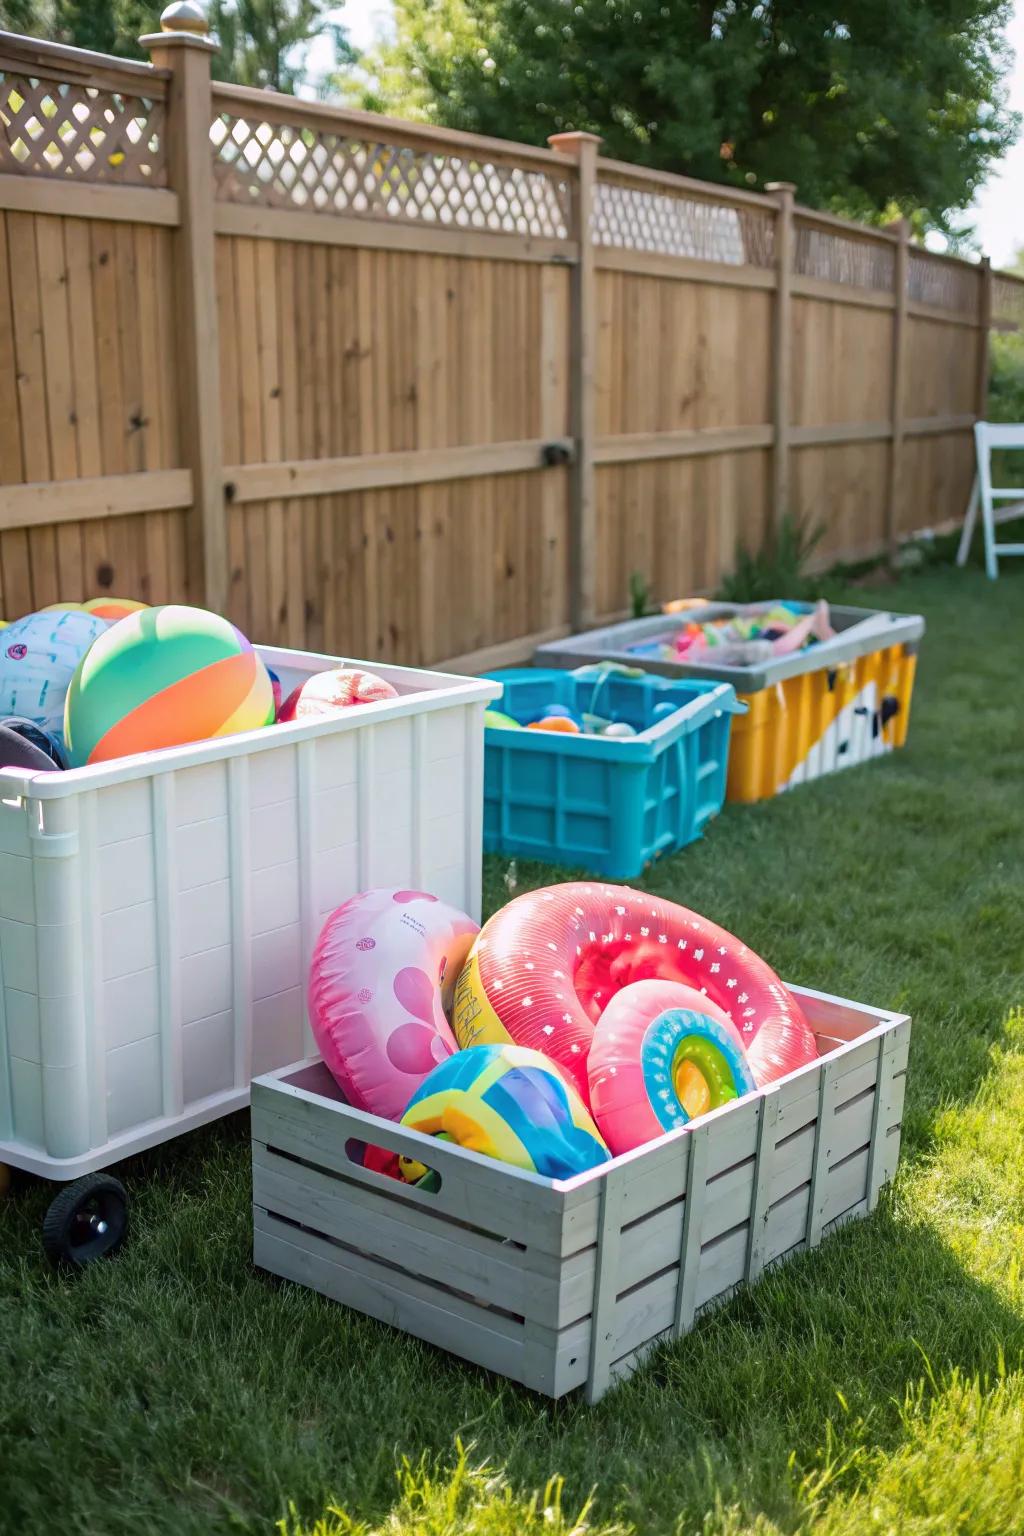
[971, 0, 1024, 266]
[305, 0, 1024, 268]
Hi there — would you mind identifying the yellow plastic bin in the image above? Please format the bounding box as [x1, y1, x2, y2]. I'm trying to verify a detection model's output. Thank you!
[535, 602, 923, 803]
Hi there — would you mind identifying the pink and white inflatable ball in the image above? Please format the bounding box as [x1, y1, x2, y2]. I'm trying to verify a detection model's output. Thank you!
[278, 666, 397, 723]
[308, 888, 479, 1121]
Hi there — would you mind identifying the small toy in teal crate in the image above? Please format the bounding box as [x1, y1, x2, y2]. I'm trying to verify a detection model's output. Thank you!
[482, 664, 743, 878]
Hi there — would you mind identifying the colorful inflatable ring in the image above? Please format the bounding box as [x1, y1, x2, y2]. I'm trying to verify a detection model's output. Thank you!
[400, 1043, 609, 1181]
[452, 882, 816, 1101]
[308, 888, 479, 1121]
[588, 980, 755, 1154]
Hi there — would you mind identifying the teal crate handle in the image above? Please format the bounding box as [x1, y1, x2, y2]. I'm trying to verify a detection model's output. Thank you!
[569, 661, 747, 720]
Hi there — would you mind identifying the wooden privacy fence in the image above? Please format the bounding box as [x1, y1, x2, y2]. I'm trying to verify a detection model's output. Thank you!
[1, 16, 1022, 670]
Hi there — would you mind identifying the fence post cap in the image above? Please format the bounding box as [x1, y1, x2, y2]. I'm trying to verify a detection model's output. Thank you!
[547, 131, 603, 157]
[765, 181, 797, 195]
[160, 0, 210, 31]
[140, 0, 217, 50]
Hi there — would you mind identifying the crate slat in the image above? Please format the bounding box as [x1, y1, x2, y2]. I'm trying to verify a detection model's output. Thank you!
[584, 1160, 627, 1403]
[254, 1211, 536, 1385]
[674, 1117, 709, 1335]
[253, 1146, 564, 1326]
[747, 1090, 780, 1280]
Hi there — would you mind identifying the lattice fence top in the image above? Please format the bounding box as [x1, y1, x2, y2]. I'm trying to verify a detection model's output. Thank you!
[992, 273, 1024, 332]
[907, 249, 979, 314]
[592, 178, 775, 267]
[0, 69, 166, 184]
[793, 222, 895, 292]
[210, 108, 572, 238]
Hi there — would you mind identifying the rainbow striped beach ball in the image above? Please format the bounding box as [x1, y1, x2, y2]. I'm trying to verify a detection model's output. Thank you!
[64, 604, 275, 767]
[400, 1043, 610, 1180]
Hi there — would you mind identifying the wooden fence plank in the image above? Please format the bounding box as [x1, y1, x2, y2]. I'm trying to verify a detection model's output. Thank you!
[0, 211, 31, 615]
[7, 210, 61, 607]
[976, 257, 993, 416]
[113, 221, 144, 602]
[35, 215, 83, 596]
[234, 236, 269, 639]
[885, 220, 910, 561]
[0, 212, 23, 487]
[90, 220, 126, 475]
[63, 222, 101, 483]
[767, 182, 795, 529]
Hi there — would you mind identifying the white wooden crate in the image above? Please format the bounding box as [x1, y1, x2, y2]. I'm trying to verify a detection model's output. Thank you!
[0, 648, 499, 1180]
[251, 986, 910, 1402]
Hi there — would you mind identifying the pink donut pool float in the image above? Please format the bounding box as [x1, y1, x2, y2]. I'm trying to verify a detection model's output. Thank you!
[453, 882, 817, 1103]
[588, 979, 755, 1154]
[308, 888, 479, 1120]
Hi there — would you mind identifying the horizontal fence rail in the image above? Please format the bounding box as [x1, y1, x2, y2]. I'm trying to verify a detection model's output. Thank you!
[0, 23, 1018, 665]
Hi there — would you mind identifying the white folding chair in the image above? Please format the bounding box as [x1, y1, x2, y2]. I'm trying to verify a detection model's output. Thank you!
[957, 421, 1024, 578]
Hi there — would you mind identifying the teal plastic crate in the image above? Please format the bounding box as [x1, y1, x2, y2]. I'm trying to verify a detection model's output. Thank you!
[483, 667, 741, 878]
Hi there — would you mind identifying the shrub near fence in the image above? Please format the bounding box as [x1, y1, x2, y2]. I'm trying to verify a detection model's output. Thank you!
[1, 14, 1022, 670]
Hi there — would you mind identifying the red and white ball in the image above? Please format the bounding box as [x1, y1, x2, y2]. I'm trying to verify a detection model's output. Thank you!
[278, 666, 398, 723]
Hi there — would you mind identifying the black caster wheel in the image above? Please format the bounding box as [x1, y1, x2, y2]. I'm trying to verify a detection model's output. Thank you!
[42, 1173, 129, 1267]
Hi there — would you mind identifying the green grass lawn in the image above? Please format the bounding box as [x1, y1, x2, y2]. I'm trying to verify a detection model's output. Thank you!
[3, 544, 1023, 1536]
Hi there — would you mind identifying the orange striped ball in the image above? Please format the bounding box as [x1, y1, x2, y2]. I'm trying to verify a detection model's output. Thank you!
[64, 605, 275, 767]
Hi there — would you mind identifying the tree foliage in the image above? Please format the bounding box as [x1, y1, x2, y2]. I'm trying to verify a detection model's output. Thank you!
[0, 0, 46, 32]
[360, 0, 1019, 230]
[3, 0, 341, 94]
[208, 0, 341, 90]
[51, 0, 161, 56]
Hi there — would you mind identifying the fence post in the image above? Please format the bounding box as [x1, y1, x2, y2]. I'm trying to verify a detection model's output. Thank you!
[885, 217, 910, 562]
[976, 255, 992, 420]
[140, 1, 227, 613]
[548, 131, 601, 630]
[766, 182, 796, 537]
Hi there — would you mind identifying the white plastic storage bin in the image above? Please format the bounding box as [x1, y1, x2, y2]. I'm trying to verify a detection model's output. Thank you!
[0, 648, 499, 1181]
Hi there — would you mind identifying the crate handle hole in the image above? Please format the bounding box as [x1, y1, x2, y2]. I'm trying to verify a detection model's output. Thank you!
[346, 1138, 442, 1195]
